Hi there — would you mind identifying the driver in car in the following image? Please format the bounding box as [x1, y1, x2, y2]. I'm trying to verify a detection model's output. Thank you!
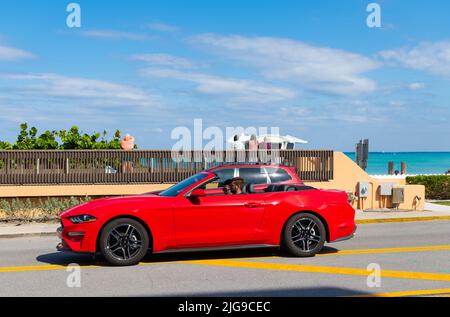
[230, 177, 245, 195]
[222, 179, 233, 195]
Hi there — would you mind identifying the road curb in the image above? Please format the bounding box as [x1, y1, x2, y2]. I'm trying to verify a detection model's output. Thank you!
[356, 216, 450, 224]
[0, 232, 56, 239]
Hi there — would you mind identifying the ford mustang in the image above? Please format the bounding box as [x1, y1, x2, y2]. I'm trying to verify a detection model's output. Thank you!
[57, 165, 356, 266]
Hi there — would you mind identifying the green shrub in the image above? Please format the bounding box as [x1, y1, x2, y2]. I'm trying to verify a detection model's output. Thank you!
[11, 199, 25, 212]
[0, 123, 126, 150]
[406, 175, 450, 200]
[0, 196, 92, 220]
[24, 198, 32, 210]
[0, 200, 12, 216]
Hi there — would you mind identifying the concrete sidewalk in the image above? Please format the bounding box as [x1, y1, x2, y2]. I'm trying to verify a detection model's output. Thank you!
[1, 202, 450, 238]
[425, 202, 450, 212]
[0, 223, 59, 239]
[354, 202, 450, 224]
[355, 209, 450, 224]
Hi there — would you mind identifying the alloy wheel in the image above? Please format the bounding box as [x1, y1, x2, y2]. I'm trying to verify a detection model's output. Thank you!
[291, 218, 322, 251]
[106, 224, 143, 261]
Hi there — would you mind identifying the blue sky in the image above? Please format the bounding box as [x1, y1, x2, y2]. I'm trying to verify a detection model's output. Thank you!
[0, 0, 449, 151]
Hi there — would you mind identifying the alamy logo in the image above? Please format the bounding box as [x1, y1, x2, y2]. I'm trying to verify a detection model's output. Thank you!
[366, 263, 382, 288]
[170, 119, 282, 164]
[366, 3, 382, 28]
[66, 3, 81, 28]
[66, 263, 81, 288]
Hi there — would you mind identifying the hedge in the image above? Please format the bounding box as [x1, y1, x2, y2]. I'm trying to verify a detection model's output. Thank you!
[0, 197, 92, 222]
[406, 175, 450, 200]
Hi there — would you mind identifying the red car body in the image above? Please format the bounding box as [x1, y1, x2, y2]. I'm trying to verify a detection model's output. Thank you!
[58, 165, 356, 261]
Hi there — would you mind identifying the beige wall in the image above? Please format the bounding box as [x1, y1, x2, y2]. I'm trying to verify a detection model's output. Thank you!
[305, 152, 425, 211]
[0, 152, 425, 211]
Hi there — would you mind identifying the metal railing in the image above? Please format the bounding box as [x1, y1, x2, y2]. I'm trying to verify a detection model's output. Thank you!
[0, 150, 333, 185]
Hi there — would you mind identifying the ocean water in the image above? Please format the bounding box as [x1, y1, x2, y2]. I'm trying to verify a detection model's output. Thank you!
[344, 152, 450, 175]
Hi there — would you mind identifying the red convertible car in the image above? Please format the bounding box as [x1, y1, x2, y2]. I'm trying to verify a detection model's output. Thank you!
[57, 164, 356, 266]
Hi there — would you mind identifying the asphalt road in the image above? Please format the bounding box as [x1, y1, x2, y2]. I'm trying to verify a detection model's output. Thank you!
[1, 220, 450, 297]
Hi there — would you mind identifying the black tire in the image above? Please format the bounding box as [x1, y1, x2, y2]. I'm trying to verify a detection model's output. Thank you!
[99, 218, 149, 266]
[281, 213, 326, 257]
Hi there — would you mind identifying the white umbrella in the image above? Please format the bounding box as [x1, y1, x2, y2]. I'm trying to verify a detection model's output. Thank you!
[227, 134, 308, 145]
[285, 135, 308, 144]
[256, 134, 308, 144]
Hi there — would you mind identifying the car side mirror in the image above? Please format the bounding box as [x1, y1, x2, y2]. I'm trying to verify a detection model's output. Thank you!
[190, 189, 206, 198]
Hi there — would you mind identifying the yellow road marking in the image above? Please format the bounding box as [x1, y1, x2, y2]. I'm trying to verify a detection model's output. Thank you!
[183, 259, 450, 283]
[0, 260, 175, 274]
[0, 264, 98, 273]
[226, 244, 450, 261]
[318, 244, 450, 257]
[356, 216, 450, 224]
[423, 294, 450, 297]
[356, 288, 450, 297]
[1, 244, 449, 274]
[3, 262, 450, 297]
[0, 257, 274, 274]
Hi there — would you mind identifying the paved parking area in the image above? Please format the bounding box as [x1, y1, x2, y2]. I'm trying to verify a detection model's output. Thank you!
[0, 220, 449, 297]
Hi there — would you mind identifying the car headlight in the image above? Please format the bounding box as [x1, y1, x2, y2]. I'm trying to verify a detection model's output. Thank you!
[68, 215, 97, 224]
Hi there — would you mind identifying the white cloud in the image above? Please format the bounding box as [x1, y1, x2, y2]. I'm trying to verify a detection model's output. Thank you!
[0, 45, 34, 61]
[389, 100, 406, 107]
[131, 54, 199, 69]
[152, 127, 164, 133]
[141, 68, 296, 104]
[190, 34, 378, 96]
[81, 30, 151, 41]
[408, 82, 425, 91]
[1, 73, 159, 107]
[148, 22, 178, 33]
[380, 41, 450, 77]
[279, 106, 310, 117]
[275, 99, 395, 126]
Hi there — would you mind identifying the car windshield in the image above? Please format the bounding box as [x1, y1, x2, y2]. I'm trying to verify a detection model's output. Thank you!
[159, 173, 209, 197]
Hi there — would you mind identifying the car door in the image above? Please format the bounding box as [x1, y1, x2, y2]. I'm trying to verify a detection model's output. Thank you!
[173, 192, 266, 248]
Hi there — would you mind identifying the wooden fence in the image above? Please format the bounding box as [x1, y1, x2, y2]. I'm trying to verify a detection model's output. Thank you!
[0, 150, 333, 185]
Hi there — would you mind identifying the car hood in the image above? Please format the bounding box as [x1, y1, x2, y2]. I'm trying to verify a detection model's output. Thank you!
[60, 194, 170, 218]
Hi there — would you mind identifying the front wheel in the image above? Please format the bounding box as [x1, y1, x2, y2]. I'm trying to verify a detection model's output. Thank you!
[99, 218, 149, 266]
[282, 213, 326, 257]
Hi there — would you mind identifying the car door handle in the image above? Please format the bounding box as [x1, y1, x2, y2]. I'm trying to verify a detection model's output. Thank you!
[244, 202, 262, 208]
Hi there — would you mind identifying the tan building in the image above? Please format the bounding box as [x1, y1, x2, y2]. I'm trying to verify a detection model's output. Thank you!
[306, 152, 425, 211]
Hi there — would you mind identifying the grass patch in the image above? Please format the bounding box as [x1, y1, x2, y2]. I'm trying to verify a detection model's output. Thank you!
[432, 201, 450, 206]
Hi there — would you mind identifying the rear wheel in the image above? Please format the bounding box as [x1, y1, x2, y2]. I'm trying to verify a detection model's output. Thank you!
[99, 218, 149, 266]
[282, 213, 326, 257]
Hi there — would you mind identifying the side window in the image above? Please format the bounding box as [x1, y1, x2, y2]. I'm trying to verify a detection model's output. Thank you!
[266, 167, 292, 183]
[238, 168, 269, 185]
[215, 169, 236, 187]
